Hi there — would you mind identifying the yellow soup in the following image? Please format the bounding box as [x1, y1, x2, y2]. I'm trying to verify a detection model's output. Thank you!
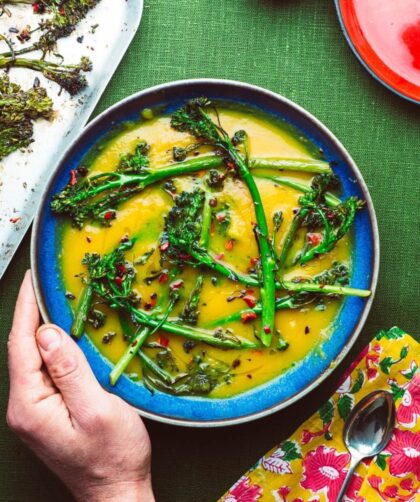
[60, 107, 351, 398]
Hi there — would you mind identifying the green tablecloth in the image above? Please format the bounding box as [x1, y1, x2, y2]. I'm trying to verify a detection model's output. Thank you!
[0, 1, 419, 500]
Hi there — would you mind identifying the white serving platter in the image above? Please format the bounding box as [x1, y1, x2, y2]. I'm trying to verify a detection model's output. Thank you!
[0, 0, 143, 278]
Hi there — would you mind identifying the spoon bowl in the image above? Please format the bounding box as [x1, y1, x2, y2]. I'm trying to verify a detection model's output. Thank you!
[337, 390, 395, 501]
[345, 390, 395, 457]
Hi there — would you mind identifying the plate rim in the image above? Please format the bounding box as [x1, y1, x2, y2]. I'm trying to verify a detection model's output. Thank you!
[31, 78, 380, 427]
[334, 0, 420, 105]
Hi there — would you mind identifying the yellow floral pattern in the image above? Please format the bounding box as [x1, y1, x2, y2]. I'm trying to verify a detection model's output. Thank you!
[219, 328, 419, 502]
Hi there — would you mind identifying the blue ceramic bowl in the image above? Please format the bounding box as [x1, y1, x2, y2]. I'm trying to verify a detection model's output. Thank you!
[31, 79, 379, 427]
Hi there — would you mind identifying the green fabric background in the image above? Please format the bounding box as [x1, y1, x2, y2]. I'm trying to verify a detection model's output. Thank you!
[0, 1, 419, 500]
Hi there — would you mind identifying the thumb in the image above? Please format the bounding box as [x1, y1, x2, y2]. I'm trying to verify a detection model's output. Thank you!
[36, 324, 107, 424]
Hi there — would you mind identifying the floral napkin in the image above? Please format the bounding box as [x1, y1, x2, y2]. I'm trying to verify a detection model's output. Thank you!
[219, 327, 419, 502]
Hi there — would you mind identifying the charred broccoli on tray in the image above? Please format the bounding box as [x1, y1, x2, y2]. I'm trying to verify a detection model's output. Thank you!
[0, 73, 52, 159]
[0, 0, 101, 160]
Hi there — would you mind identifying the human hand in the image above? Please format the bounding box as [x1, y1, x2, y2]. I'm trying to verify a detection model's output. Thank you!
[7, 271, 154, 502]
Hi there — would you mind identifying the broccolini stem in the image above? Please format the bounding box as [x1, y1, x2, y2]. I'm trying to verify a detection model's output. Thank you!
[56, 157, 221, 208]
[199, 191, 213, 248]
[62, 156, 338, 204]
[179, 195, 210, 325]
[118, 312, 177, 384]
[277, 213, 303, 271]
[173, 154, 332, 175]
[71, 282, 93, 339]
[219, 135, 276, 345]
[0, 55, 91, 95]
[256, 174, 341, 207]
[188, 249, 370, 298]
[0, 46, 33, 58]
[205, 279, 370, 328]
[0, 56, 65, 72]
[249, 158, 331, 174]
[151, 156, 222, 181]
[92, 277, 258, 349]
[190, 249, 252, 283]
[109, 326, 151, 386]
[123, 303, 259, 349]
[281, 281, 371, 297]
[205, 295, 296, 328]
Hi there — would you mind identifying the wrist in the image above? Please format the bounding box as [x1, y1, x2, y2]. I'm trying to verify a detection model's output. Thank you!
[74, 478, 155, 502]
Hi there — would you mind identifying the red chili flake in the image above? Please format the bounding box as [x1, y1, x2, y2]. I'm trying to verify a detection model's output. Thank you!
[17, 25, 31, 42]
[32, 2, 41, 13]
[242, 294, 256, 308]
[180, 252, 191, 260]
[114, 276, 123, 287]
[158, 335, 169, 347]
[116, 263, 126, 276]
[241, 311, 257, 323]
[263, 325, 271, 334]
[131, 340, 138, 347]
[250, 257, 259, 266]
[104, 211, 114, 221]
[216, 212, 226, 222]
[149, 294, 157, 308]
[170, 279, 184, 290]
[215, 252, 225, 260]
[225, 239, 234, 251]
[158, 272, 168, 283]
[9, 217, 21, 224]
[160, 241, 169, 252]
[59, 7, 65, 15]
[226, 161, 235, 170]
[307, 233, 322, 246]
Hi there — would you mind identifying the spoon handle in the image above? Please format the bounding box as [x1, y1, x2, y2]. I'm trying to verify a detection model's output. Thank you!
[336, 455, 361, 502]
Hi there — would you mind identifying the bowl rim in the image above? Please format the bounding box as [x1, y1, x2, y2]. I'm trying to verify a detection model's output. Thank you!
[31, 78, 380, 427]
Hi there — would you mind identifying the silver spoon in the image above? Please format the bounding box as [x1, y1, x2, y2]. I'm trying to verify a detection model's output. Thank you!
[336, 390, 395, 501]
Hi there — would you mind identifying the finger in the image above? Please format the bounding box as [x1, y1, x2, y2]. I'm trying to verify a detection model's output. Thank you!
[8, 271, 43, 392]
[36, 324, 107, 425]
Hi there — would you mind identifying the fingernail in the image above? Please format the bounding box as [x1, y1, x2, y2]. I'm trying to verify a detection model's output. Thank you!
[37, 328, 62, 351]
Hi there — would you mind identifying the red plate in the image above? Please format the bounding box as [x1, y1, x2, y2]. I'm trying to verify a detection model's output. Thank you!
[336, 0, 420, 103]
